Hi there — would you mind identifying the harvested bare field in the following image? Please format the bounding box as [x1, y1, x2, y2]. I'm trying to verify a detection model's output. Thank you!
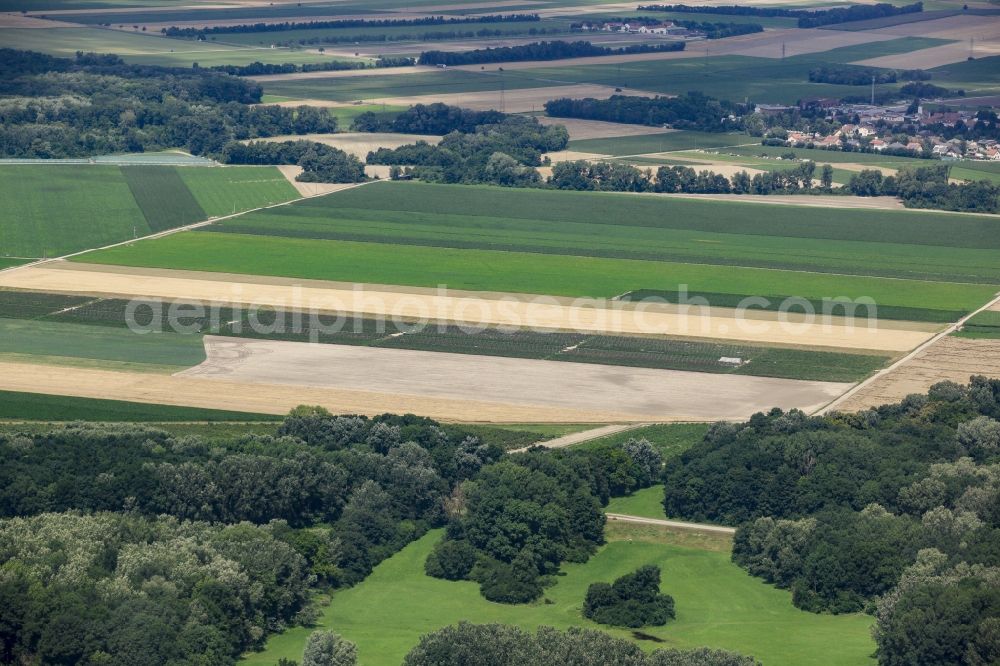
[857, 40, 1000, 69]
[0, 263, 938, 353]
[0, 14, 79, 28]
[0, 360, 626, 423]
[538, 117, 675, 140]
[176, 335, 853, 420]
[654, 192, 906, 210]
[369, 84, 657, 113]
[255, 132, 441, 159]
[833, 336, 1000, 411]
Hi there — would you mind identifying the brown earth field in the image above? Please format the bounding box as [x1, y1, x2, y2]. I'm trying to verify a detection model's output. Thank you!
[537, 117, 675, 140]
[0, 263, 938, 353]
[169, 334, 854, 420]
[833, 336, 1000, 411]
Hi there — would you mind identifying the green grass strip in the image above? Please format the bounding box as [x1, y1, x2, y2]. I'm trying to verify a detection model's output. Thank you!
[0, 390, 280, 422]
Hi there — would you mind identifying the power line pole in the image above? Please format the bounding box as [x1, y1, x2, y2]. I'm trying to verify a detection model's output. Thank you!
[781, 42, 785, 60]
[871, 75, 876, 105]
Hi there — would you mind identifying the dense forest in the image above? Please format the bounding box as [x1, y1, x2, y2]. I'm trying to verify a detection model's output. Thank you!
[209, 57, 414, 77]
[0, 410, 504, 664]
[671, 20, 763, 38]
[544, 92, 747, 131]
[424, 439, 663, 602]
[220, 140, 367, 183]
[0, 49, 332, 158]
[662, 378, 1000, 663]
[639, 2, 923, 27]
[353, 103, 508, 135]
[418, 40, 684, 66]
[847, 165, 999, 212]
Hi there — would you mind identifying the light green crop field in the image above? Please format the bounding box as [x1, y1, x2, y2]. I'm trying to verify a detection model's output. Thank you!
[955, 310, 1000, 339]
[243, 528, 875, 666]
[204, 182, 1000, 287]
[606, 485, 668, 519]
[75, 229, 997, 316]
[178, 166, 300, 217]
[0, 165, 147, 258]
[0, 165, 299, 258]
[931, 56, 1000, 95]
[0, 319, 206, 371]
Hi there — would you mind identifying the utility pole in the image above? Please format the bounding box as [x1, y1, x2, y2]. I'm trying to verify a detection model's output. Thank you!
[781, 42, 785, 60]
[871, 75, 875, 105]
[970, 37, 975, 59]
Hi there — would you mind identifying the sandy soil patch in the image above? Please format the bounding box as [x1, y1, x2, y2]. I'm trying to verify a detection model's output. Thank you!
[539, 117, 675, 140]
[257, 132, 441, 159]
[276, 165, 360, 196]
[370, 84, 657, 113]
[544, 150, 610, 162]
[173, 335, 853, 420]
[0, 360, 626, 423]
[0, 263, 936, 353]
[834, 336, 1000, 411]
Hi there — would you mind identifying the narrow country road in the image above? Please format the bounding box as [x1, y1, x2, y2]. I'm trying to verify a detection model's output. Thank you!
[606, 513, 736, 535]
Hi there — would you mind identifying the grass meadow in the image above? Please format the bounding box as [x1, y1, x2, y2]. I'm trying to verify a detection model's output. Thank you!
[243, 527, 875, 666]
[178, 166, 299, 217]
[606, 485, 667, 519]
[955, 310, 1000, 339]
[567, 131, 755, 156]
[0, 319, 206, 371]
[577, 422, 710, 460]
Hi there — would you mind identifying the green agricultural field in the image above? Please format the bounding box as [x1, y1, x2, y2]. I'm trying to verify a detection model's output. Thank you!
[568, 131, 754, 156]
[0, 319, 206, 371]
[955, 310, 1000, 339]
[244, 528, 875, 666]
[606, 485, 667, 519]
[205, 181, 1000, 287]
[931, 56, 1000, 94]
[495, 37, 949, 103]
[0, 259, 29, 270]
[0, 165, 147, 257]
[720, 144, 928, 167]
[0, 165, 299, 258]
[0, 390, 279, 422]
[262, 68, 552, 103]
[178, 166, 299, 217]
[122, 166, 206, 231]
[76, 229, 997, 318]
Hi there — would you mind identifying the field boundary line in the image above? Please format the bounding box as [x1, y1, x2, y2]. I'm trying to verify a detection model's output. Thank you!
[818, 288, 1000, 414]
[0, 180, 374, 276]
[606, 513, 736, 535]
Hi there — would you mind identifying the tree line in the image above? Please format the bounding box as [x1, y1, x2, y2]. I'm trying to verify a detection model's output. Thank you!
[807, 65, 930, 86]
[208, 57, 413, 77]
[418, 39, 684, 66]
[662, 378, 1000, 663]
[0, 49, 333, 158]
[163, 14, 541, 38]
[550, 160, 833, 195]
[639, 2, 923, 28]
[544, 92, 747, 132]
[671, 20, 763, 38]
[267, 26, 565, 47]
[847, 165, 999, 213]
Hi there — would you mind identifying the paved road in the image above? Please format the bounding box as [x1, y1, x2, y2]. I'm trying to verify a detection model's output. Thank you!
[606, 513, 736, 536]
